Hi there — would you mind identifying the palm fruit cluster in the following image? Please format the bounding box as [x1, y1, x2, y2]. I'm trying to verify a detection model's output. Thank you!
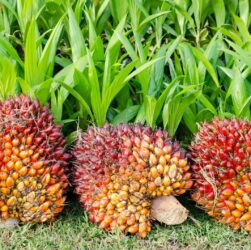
[74, 123, 192, 238]
[0, 94, 70, 223]
[190, 117, 251, 232]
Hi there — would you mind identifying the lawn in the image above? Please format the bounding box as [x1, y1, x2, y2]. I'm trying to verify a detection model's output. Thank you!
[1, 195, 250, 250]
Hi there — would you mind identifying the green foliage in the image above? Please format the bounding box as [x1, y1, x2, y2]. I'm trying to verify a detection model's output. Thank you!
[0, 0, 250, 136]
[0, 57, 16, 100]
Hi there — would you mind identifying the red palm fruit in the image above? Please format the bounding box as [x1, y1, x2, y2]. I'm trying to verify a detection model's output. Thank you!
[190, 117, 251, 232]
[73, 123, 192, 238]
[0, 95, 70, 223]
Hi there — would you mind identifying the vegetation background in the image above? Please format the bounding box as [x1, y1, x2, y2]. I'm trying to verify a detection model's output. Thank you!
[0, 0, 251, 249]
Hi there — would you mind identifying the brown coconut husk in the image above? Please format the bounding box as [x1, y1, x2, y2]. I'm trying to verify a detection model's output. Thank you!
[151, 196, 188, 225]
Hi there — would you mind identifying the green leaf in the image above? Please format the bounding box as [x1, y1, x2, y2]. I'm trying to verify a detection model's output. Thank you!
[0, 35, 24, 67]
[163, 87, 201, 136]
[239, 0, 249, 27]
[145, 77, 181, 128]
[102, 49, 112, 94]
[223, 39, 251, 68]
[212, 0, 225, 26]
[109, 0, 128, 24]
[0, 58, 16, 99]
[34, 79, 53, 105]
[138, 11, 170, 28]
[18, 77, 34, 97]
[59, 80, 93, 120]
[226, 67, 249, 117]
[97, 0, 110, 21]
[74, 69, 91, 105]
[135, 104, 146, 124]
[192, 46, 220, 88]
[198, 94, 217, 115]
[145, 96, 157, 128]
[92, 36, 105, 62]
[219, 66, 234, 79]
[86, 53, 103, 123]
[232, 14, 251, 42]
[133, 30, 146, 62]
[74, 0, 86, 24]
[67, 6, 86, 62]
[165, 36, 182, 61]
[239, 95, 251, 118]
[66, 131, 78, 145]
[24, 18, 38, 87]
[112, 105, 140, 124]
[166, 0, 195, 30]
[85, 10, 97, 49]
[125, 57, 164, 82]
[107, 15, 126, 51]
[148, 45, 167, 97]
[192, 0, 201, 30]
[51, 90, 63, 123]
[103, 61, 137, 118]
[183, 107, 197, 133]
[115, 30, 138, 61]
[37, 16, 64, 82]
[195, 108, 214, 123]
[55, 55, 88, 101]
[220, 26, 243, 46]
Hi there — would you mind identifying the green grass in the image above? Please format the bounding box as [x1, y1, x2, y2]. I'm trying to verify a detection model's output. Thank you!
[0, 196, 250, 250]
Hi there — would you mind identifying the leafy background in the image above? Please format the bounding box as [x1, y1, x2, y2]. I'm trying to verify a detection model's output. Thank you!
[0, 0, 251, 249]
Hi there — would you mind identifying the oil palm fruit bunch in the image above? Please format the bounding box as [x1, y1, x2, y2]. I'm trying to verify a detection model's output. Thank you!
[0, 94, 70, 224]
[190, 117, 251, 232]
[74, 123, 192, 238]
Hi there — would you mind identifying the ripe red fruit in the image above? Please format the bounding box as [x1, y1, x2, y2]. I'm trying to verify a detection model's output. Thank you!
[190, 117, 251, 231]
[73, 124, 192, 237]
[0, 95, 70, 223]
